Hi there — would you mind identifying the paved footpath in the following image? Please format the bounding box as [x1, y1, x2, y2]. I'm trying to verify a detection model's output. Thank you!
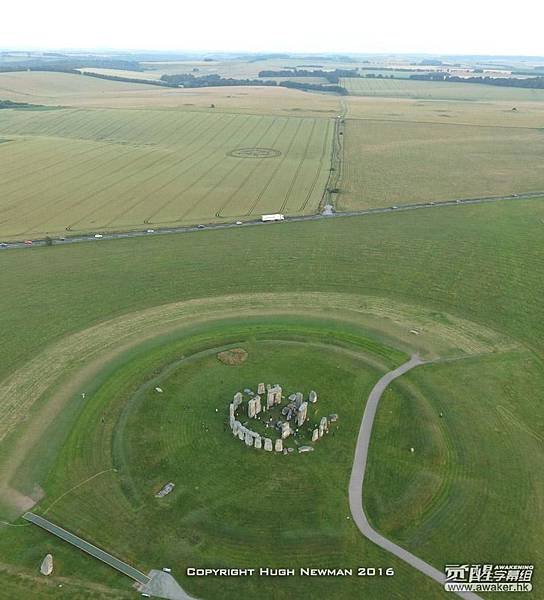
[23, 512, 151, 585]
[348, 355, 482, 600]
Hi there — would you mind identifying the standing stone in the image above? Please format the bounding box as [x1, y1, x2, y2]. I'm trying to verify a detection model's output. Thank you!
[254, 436, 262, 449]
[269, 385, 282, 405]
[229, 403, 235, 418]
[229, 415, 235, 429]
[297, 401, 308, 427]
[238, 428, 245, 441]
[40, 554, 53, 576]
[254, 395, 262, 416]
[245, 431, 254, 446]
[264, 438, 273, 451]
[248, 399, 257, 418]
[233, 392, 243, 408]
[266, 388, 276, 409]
[294, 392, 304, 408]
[257, 382, 265, 395]
[312, 428, 319, 442]
[319, 416, 328, 437]
[275, 438, 283, 452]
[232, 420, 241, 435]
[281, 421, 291, 439]
[309, 390, 318, 403]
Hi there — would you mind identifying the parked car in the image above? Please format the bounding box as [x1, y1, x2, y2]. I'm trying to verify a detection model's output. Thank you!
[94, 234, 103, 239]
[235, 221, 242, 225]
[197, 224, 205, 229]
[146, 229, 155, 233]
[24, 240, 33, 245]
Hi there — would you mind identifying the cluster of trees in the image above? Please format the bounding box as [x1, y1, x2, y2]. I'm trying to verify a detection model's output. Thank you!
[160, 73, 276, 87]
[0, 99, 42, 109]
[0, 58, 143, 74]
[279, 80, 348, 95]
[258, 68, 358, 83]
[159, 73, 346, 94]
[410, 73, 544, 89]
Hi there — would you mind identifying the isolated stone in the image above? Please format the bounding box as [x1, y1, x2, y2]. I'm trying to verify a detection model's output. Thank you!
[155, 387, 163, 393]
[309, 390, 318, 403]
[155, 482, 175, 498]
[329, 414, 338, 422]
[40, 554, 53, 576]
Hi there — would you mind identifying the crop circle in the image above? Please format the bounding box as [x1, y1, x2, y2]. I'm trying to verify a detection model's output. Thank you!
[227, 147, 282, 159]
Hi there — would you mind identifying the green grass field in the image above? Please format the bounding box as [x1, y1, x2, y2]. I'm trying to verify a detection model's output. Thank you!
[0, 108, 332, 239]
[341, 77, 544, 101]
[338, 118, 544, 209]
[1, 201, 543, 598]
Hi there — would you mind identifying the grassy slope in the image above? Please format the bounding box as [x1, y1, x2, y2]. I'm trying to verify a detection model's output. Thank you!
[1, 200, 543, 381]
[365, 350, 544, 598]
[1, 201, 543, 597]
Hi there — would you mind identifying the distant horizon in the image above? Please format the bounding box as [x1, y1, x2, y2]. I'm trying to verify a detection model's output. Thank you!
[2, 48, 544, 61]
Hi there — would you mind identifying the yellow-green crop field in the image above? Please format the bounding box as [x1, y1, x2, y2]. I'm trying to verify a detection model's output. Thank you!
[0, 108, 332, 239]
[338, 118, 544, 210]
[342, 76, 544, 101]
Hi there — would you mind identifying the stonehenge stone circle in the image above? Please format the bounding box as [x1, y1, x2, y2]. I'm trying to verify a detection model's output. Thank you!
[227, 383, 337, 455]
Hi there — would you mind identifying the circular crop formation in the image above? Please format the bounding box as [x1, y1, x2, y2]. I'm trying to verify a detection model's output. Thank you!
[227, 147, 282, 159]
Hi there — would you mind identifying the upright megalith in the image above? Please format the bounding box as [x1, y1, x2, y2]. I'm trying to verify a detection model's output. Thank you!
[254, 436, 262, 449]
[267, 385, 282, 408]
[294, 392, 304, 408]
[281, 421, 291, 439]
[312, 428, 319, 442]
[264, 438, 273, 451]
[233, 392, 243, 408]
[319, 416, 328, 437]
[257, 382, 265, 395]
[275, 438, 283, 452]
[245, 431, 254, 447]
[297, 401, 308, 427]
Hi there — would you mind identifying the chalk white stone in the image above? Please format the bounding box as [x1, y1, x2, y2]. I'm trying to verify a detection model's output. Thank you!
[297, 402, 308, 427]
[40, 554, 53, 576]
[275, 438, 283, 452]
[264, 438, 273, 451]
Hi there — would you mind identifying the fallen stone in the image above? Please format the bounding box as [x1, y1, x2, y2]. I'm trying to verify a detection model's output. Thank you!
[298, 446, 314, 453]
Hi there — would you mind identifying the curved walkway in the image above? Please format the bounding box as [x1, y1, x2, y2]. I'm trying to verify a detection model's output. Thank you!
[348, 355, 482, 600]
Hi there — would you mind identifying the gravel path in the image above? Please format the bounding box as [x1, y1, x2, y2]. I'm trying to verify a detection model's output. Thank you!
[348, 355, 482, 600]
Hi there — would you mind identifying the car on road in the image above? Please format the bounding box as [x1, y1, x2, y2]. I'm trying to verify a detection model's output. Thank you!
[197, 224, 205, 229]
[24, 240, 33, 245]
[0, 242, 7, 248]
[391, 206, 398, 209]
[235, 221, 242, 225]
[146, 229, 155, 233]
[94, 234, 103, 239]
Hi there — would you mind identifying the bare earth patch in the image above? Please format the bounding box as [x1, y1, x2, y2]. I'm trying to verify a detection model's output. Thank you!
[217, 348, 248, 365]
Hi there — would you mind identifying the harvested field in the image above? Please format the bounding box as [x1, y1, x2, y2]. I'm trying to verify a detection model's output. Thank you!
[338, 118, 544, 210]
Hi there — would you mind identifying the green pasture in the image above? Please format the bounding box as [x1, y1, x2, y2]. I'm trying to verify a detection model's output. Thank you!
[1, 201, 543, 598]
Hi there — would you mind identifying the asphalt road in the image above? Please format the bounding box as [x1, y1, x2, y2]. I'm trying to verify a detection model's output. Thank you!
[1, 190, 542, 250]
[23, 512, 151, 585]
[348, 355, 482, 600]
